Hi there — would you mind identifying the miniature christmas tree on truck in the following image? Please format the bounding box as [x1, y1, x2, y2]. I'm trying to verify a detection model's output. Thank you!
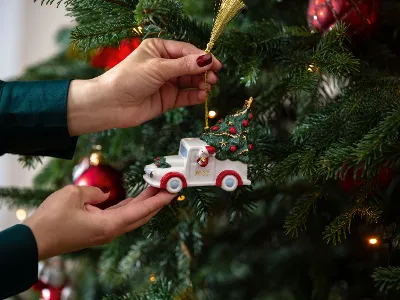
[143, 98, 253, 193]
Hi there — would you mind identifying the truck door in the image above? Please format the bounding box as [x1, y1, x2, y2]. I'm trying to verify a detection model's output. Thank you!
[188, 149, 215, 185]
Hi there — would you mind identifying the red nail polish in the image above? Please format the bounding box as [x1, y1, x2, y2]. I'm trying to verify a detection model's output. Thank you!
[100, 186, 110, 193]
[197, 54, 212, 67]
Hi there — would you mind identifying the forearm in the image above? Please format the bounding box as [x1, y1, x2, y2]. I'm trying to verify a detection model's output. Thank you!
[67, 77, 121, 136]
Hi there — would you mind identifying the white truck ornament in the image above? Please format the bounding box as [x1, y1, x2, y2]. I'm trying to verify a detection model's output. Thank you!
[143, 138, 251, 193]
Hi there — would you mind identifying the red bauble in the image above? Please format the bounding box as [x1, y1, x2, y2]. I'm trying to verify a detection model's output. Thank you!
[91, 38, 141, 69]
[211, 125, 219, 131]
[339, 164, 393, 193]
[249, 112, 253, 120]
[249, 144, 253, 151]
[40, 286, 62, 300]
[74, 165, 126, 209]
[230, 145, 237, 152]
[307, 0, 380, 37]
[229, 127, 237, 134]
[242, 119, 249, 127]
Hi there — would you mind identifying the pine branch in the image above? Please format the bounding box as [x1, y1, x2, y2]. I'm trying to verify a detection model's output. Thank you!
[323, 201, 382, 245]
[189, 187, 216, 224]
[373, 266, 400, 293]
[18, 156, 43, 170]
[0, 187, 54, 208]
[284, 192, 321, 237]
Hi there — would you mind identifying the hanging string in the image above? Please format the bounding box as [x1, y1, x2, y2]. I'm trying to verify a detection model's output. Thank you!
[203, 0, 246, 130]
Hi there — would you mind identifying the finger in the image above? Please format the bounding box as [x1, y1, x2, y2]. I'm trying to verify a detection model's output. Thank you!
[173, 89, 205, 108]
[74, 185, 109, 206]
[107, 190, 175, 226]
[106, 186, 160, 210]
[177, 72, 218, 89]
[121, 208, 162, 234]
[157, 53, 216, 81]
[198, 82, 212, 92]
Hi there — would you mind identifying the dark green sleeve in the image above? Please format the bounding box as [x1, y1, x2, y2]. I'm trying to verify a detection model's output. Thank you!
[0, 224, 38, 298]
[0, 80, 78, 159]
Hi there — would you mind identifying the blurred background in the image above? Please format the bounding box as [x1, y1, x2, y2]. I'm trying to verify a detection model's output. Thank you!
[0, 1, 71, 230]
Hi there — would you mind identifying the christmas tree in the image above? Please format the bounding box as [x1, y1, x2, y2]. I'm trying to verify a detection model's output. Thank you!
[4, 0, 400, 299]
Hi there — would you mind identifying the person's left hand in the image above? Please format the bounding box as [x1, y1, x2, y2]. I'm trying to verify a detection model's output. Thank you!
[67, 38, 222, 136]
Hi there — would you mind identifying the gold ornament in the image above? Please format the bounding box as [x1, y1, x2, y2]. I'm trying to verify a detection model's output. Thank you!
[177, 195, 186, 201]
[204, 0, 246, 130]
[219, 140, 228, 147]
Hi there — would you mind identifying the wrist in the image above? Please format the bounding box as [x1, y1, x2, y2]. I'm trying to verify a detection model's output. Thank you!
[67, 78, 119, 136]
[24, 217, 51, 261]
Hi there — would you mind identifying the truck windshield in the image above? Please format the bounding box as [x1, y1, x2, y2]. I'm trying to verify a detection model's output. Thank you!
[179, 144, 188, 158]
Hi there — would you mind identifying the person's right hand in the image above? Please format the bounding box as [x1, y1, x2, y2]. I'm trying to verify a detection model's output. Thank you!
[24, 185, 174, 260]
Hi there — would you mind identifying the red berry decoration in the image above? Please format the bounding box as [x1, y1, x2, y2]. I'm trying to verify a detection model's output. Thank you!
[229, 127, 237, 134]
[230, 145, 237, 152]
[243, 119, 249, 127]
[249, 112, 253, 120]
[211, 125, 219, 131]
[307, 0, 380, 37]
[249, 144, 253, 151]
[218, 118, 224, 123]
[74, 164, 126, 209]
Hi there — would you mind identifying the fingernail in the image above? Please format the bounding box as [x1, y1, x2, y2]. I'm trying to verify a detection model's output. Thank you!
[197, 54, 212, 67]
[100, 186, 110, 193]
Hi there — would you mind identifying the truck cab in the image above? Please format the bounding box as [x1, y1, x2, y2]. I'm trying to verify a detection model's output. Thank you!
[143, 138, 251, 193]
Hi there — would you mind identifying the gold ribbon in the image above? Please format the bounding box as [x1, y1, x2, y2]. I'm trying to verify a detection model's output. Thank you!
[203, 0, 246, 130]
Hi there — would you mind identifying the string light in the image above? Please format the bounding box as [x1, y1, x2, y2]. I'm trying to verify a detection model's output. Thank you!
[16, 209, 27, 221]
[368, 237, 378, 245]
[307, 64, 319, 73]
[90, 152, 101, 166]
[208, 110, 217, 119]
[177, 195, 186, 201]
[149, 274, 156, 282]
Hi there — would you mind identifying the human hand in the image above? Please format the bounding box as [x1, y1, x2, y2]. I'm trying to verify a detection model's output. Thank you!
[24, 185, 174, 260]
[68, 38, 222, 136]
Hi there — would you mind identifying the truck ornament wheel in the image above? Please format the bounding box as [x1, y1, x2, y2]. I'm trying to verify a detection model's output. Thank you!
[221, 175, 239, 192]
[166, 177, 183, 193]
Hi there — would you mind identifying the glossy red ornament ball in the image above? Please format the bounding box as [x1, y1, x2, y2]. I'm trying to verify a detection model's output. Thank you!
[249, 144, 253, 151]
[242, 119, 249, 127]
[74, 165, 126, 209]
[307, 0, 380, 37]
[229, 127, 237, 134]
[339, 164, 393, 193]
[211, 126, 219, 131]
[91, 37, 141, 69]
[230, 145, 237, 152]
[40, 286, 62, 300]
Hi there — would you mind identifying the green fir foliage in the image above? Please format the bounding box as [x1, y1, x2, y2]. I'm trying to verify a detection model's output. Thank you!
[6, 0, 400, 298]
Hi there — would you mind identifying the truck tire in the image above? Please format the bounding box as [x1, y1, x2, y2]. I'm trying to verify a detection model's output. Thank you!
[166, 177, 183, 193]
[221, 175, 239, 192]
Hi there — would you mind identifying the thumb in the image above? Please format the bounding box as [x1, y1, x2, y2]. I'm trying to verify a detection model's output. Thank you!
[158, 53, 213, 81]
[79, 186, 110, 206]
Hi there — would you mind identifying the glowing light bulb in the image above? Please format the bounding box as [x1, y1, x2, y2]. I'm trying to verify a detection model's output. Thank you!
[16, 209, 27, 221]
[208, 110, 217, 119]
[177, 195, 186, 201]
[150, 274, 156, 282]
[90, 152, 101, 166]
[369, 238, 378, 245]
